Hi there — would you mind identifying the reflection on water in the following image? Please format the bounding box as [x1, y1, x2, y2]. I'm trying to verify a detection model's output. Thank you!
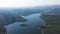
[5, 13, 43, 34]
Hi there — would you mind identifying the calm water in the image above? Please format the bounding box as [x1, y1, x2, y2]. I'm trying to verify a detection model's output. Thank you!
[5, 13, 44, 34]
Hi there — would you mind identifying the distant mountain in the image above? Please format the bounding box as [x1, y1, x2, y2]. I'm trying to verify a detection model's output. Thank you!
[39, 5, 60, 15]
[0, 5, 60, 16]
[22, 8, 41, 16]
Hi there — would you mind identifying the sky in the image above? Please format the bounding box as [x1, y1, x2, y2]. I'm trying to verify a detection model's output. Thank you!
[0, 0, 60, 7]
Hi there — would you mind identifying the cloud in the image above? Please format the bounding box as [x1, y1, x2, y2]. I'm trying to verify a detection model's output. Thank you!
[0, 0, 60, 7]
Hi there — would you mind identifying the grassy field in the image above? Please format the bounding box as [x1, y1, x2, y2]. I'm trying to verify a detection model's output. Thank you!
[40, 15, 60, 34]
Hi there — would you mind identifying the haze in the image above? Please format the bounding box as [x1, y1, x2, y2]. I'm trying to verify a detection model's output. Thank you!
[0, 0, 60, 8]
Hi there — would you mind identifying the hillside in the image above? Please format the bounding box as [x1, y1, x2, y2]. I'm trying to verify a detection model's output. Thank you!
[40, 15, 60, 34]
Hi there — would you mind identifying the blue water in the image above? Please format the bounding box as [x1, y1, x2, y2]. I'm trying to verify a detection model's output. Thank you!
[5, 13, 44, 34]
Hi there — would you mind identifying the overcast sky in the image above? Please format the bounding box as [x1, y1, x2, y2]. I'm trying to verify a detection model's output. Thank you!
[0, 0, 60, 7]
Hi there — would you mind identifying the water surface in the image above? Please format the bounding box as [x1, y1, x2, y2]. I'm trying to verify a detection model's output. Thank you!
[5, 13, 44, 34]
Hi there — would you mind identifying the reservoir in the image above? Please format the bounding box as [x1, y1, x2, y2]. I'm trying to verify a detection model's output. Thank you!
[5, 13, 44, 34]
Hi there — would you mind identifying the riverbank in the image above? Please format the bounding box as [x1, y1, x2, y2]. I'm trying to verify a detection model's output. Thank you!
[40, 15, 60, 34]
